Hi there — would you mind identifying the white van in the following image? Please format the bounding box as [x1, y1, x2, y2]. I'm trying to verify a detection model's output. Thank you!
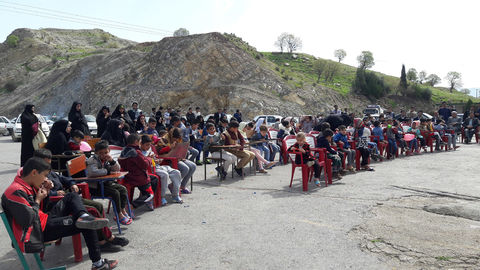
[253, 115, 283, 127]
[363, 105, 385, 119]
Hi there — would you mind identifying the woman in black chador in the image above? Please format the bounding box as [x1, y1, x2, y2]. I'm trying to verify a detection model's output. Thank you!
[20, 104, 38, 166]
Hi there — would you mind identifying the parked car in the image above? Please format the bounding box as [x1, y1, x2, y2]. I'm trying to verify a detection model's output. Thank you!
[253, 115, 283, 127]
[0, 116, 10, 136]
[11, 114, 50, 142]
[85, 115, 98, 136]
[204, 114, 233, 123]
[363, 105, 385, 119]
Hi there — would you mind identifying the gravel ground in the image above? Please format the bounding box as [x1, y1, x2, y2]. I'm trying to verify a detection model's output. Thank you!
[0, 136, 479, 270]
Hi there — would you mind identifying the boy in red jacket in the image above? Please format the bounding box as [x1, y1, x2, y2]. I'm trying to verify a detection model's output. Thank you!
[1, 157, 118, 270]
[118, 133, 157, 211]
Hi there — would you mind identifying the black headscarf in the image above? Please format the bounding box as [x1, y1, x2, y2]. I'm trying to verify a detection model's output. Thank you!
[46, 120, 70, 155]
[112, 104, 134, 132]
[101, 118, 126, 147]
[68, 101, 90, 135]
[20, 104, 39, 165]
[96, 106, 110, 138]
[135, 114, 146, 131]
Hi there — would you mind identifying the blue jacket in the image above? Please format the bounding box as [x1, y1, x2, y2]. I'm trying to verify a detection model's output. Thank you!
[372, 127, 384, 141]
[251, 132, 268, 147]
[333, 133, 350, 149]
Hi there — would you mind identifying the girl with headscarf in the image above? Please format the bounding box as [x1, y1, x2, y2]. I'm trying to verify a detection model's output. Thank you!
[135, 114, 147, 132]
[112, 104, 134, 132]
[101, 119, 127, 147]
[45, 120, 71, 155]
[96, 106, 110, 138]
[20, 104, 39, 165]
[68, 101, 90, 135]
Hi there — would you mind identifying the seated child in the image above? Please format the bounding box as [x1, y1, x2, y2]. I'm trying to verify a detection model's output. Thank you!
[408, 121, 426, 151]
[222, 121, 255, 176]
[141, 117, 159, 137]
[118, 133, 157, 211]
[288, 132, 323, 186]
[251, 125, 280, 162]
[203, 123, 236, 180]
[33, 149, 129, 251]
[371, 121, 385, 144]
[86, 140, 132, 225]
[1, 157, 118, 270]
[317, 129, 344, 179]
[384, 119, 398, 159]
[157, 127, 196, 194]
[333, 125, 355, 171]
[68, 130, 85, 152]
[354, 119, 374, 171]
[140, 135, 182, 204]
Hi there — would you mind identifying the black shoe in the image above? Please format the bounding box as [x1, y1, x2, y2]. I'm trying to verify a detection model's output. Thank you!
[215, 166, 223, 176]
[76, 215, 108, 230]
[99, 242, 121, 253]
[234, 167, 243, 177]
[92, 258, 119, 270]
[221, 168, 228, 180]
[110, 236, 129, 247]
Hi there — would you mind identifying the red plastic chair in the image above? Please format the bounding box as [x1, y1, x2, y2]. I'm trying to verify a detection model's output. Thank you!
[287, 148, 328, 191]
[309, 131, 320, 137]
[420, 131, 434, 152]
[281, 135, 297, 165]
[305, 133, 316, 148]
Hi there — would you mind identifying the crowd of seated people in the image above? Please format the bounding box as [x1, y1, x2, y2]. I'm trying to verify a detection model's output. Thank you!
[4, 100, 480, 269]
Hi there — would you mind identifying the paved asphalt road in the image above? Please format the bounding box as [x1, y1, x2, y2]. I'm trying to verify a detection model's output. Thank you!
[0, 136, 479, 269]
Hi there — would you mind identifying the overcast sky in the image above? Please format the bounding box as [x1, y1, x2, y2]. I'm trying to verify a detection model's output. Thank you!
[1, 0, 479, 94]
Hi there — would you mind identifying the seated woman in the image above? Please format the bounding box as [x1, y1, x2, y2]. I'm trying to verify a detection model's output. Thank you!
[101, 119, 127, 147]
[46, 119, 71, 155]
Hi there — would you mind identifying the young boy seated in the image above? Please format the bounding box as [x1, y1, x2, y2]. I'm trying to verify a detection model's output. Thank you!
[371, 121, 385, 144]
[251, 125, 280, 163]
[287, 132, 323, 186]
[1, 157, 118, 270]
[118, 133, 157, 211]
[222, 121, 255, 176]
[86, 140, 132, 225]
[333, 125, 355, 171]
[384, 119, 398, 159]
[33, 149, 129, 252]
[203, 123, 237, 180]
[68, 130, 85, 151]
[139, 135, 182, 205]
[317, 129, 344, 179]
[141, 117, 159, 137]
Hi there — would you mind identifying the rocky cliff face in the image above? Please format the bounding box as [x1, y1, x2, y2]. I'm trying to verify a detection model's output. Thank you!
[0, 28, 360, 118]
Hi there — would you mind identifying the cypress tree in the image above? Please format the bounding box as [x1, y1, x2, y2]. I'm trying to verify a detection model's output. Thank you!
[399, 64, 408, 95]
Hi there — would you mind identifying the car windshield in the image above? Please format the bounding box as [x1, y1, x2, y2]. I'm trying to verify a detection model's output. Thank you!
[364, 109, 378, 114]
[85, 115, 96, 122]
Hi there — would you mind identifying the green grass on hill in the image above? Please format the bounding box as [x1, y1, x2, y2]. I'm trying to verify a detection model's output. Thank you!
[223, 33, 479, 104]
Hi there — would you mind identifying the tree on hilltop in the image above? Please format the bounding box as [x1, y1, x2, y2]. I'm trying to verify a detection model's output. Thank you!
[174, 28, 190, 37]
[275, 33, 302, 53]
[418, 70, 427, 84]
[407, 68, 418, 82]
[334, 49, 346, 63]
[357, 51, 374, 70]
[426, 74, 441, 86]
[445, 71, 462, 92]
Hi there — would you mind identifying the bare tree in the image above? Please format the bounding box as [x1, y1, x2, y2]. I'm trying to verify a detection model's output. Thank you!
[274, 33, 289, 53]
[285, 34, 302, 53]
[334, 49, 346, 63]
[324, 62, 340, 82]
[445, 71, 463, 92]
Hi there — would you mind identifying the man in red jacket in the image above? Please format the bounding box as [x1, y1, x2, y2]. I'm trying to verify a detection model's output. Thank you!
[118, 133, 157, 211]
[1, 157, 119, 270]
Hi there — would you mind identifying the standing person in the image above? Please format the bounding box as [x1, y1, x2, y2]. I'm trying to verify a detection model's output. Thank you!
[96, 106, 110, 139]
[111, 104, 134, 132]
[438, 101, 451, 122]
[194, 107, 202, 118]
[127, 102, 142, 126]
[20, 104, 39, 166]
[233, 109, 242, 122]
[68, 101, 90, 136]
[186, 107, 196, 125]
[213, 108, 223, 125]
[164, 108, 172, 127]
[331, 105, 342, 115]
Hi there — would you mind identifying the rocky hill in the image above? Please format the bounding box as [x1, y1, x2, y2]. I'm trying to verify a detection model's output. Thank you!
[0, 28, 476, 119]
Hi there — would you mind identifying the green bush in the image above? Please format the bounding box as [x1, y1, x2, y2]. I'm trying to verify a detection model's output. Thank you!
[353, 68, 390, 99]
[6, 35, 19, 48]
[408, 84, 432, 101]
